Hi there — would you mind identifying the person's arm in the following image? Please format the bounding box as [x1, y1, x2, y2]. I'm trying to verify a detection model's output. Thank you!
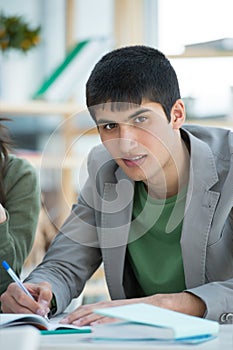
[56, 291, 205, 326]
[0, 146, 104, 315]
[186, 280, 233, 321]
[24, 187, 102, 315]
[0, 156, 40, 296]
[0, 177, 103, 315]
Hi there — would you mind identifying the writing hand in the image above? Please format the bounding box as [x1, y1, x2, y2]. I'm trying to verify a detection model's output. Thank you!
[0, 281, 52, 316]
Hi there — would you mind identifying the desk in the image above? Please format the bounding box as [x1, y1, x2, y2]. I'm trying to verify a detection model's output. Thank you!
[40, 325, 233, 350]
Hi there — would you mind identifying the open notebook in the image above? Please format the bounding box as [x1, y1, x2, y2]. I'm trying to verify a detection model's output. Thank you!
[0, 313, 91, 333]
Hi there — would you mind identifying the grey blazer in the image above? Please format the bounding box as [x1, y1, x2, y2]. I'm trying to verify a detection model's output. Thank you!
[26, 125, 233, 322]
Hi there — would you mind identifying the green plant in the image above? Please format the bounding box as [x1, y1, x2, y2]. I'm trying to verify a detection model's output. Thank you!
[0, 13, 41, 53]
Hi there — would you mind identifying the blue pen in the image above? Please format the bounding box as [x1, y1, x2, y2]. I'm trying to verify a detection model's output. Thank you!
[2, 260, 34, 299]
[2, 260, 49, 320]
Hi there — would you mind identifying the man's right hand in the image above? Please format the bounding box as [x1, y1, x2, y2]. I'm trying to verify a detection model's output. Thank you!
[0, 281, 52, 316]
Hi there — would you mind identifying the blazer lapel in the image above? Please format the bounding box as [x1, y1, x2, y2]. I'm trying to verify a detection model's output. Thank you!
[208, 132, 233, 244]
[100, 168, 134, 299]
[181, 131, 220, 288]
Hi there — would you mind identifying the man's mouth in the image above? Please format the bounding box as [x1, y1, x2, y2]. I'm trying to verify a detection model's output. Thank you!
[122, 155, 147, 167]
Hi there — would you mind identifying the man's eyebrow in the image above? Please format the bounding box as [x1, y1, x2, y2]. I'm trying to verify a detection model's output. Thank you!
[96, 108, 151, 125]
[127, 108, 151, 120]
[96, 118, 116, 125]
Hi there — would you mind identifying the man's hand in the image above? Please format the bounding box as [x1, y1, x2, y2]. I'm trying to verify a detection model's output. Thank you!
[60, 291, 206, 326]
[0, 281, 52, 316]
[60, 299, 137, 326]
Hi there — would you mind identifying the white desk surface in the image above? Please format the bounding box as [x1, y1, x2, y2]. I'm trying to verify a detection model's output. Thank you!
[40, 325, 233, 350]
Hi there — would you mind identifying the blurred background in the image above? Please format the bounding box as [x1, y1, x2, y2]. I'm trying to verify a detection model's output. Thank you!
[0, 0, 233, 303]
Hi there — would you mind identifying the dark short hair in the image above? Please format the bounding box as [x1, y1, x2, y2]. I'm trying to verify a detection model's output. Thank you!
[86, 45, 181, 121]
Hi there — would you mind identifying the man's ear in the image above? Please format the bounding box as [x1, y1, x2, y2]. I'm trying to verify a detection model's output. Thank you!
[170, 99, 186, 129]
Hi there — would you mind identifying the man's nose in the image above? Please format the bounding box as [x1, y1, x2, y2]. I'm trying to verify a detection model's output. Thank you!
[119, 126, 138, 153]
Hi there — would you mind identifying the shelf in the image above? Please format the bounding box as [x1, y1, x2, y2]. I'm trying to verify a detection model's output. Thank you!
[0, 99, 87, 223]
[168, 38, 233, 59]
[17, 152, 84, 169]
[168, 50, 233, 59]
[186, 116, 233, 129]
[0, 100, 82, 116]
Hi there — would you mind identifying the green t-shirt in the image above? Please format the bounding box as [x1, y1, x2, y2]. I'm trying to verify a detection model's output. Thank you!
[128, 182, 187, 295]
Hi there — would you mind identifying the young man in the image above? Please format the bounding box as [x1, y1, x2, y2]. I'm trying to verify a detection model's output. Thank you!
[1, 46, 233, 325]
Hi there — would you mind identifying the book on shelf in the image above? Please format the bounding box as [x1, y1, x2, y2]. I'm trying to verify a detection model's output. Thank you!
[0, 313, 91, 334]
[185, 37, 233, 53]
[33, 37, 113, 103]
[92, 303, 219, 344]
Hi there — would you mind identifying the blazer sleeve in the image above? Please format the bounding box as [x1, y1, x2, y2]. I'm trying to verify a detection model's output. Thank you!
[25, 172, 103, 315]
[186, 279, 233, 321]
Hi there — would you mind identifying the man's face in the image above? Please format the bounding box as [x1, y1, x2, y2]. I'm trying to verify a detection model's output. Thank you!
[95, 101, 181, 185]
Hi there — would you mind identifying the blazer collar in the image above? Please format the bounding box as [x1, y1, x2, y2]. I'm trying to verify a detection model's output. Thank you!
[180, 128, 220, 288]
[182, 128, 219, 190]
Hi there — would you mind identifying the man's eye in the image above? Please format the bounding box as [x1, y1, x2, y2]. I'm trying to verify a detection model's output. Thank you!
[134, 116, 147, 123]
[104, 123, 117, 130]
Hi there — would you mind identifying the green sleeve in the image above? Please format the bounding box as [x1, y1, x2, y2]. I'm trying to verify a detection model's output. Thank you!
[0, 155, 41, 296]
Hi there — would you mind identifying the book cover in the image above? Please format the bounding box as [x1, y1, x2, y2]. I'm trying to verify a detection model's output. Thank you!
[93, 303, 219, 342]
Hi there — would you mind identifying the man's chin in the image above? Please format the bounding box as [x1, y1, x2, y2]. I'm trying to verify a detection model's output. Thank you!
[124, 170, 146, 182]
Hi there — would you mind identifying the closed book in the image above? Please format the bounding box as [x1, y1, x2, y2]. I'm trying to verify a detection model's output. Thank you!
[93, 303, 219, 344]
